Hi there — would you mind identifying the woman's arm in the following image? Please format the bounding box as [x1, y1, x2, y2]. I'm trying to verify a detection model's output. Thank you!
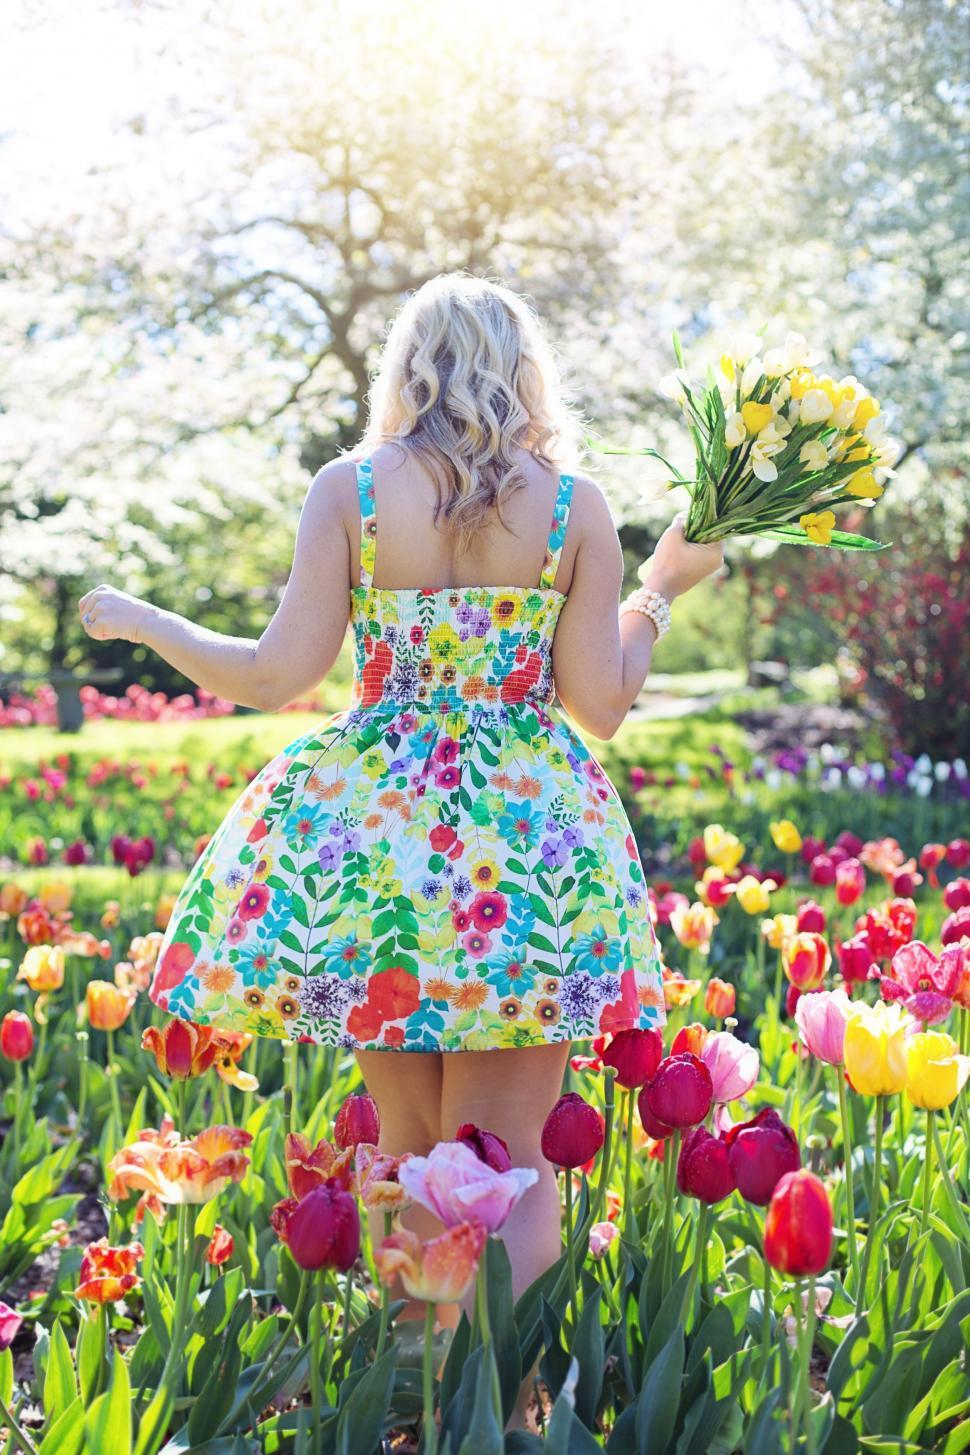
[552, 477, 723, 740]
[78, 459, 358, 711]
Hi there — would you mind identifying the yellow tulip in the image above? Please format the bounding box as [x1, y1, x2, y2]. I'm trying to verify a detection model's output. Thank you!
[735, 874, 778, 915]
[741, 402, 773, 435]
[17, 945, 66, 993]
[769, 819, 802, 854]
[86, 980, 137, 1032]
[799, 510, 836, 545]
[843, 1001, 909, 1096]
[761, 912, 797, 950]
[904, 1030, 970, 1110]
[38, 880, 73, 914]
[702, 823, 745, 872]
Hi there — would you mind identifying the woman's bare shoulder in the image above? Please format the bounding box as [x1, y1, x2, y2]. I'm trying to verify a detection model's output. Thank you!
[568, 471, 618, 539]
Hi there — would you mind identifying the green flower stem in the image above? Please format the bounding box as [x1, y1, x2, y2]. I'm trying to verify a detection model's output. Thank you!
[683, 1200, 710, 1326]
[918, 1108, 935, 1239]
[11, 1060, 22, 1165]
[375, 1211, 394, 1359]
[285, 1042, 298, 1137]
[855, 1093, 885, 1315]
[563, 1170, 579, 1331]
[834, 1067, 860, 1292]
[261, 1266, 311, 1376]
[422, 1298, 438, 1455]
[476, 1242, 492, 1347]
[106, 1028, 124, 1138]
[797, 1274, 818, 1455]
[310, 1268, 326, 1455]
[772, 948, 783, 1009]
[592, 1068, 617, 1224]
[0, 1393, 39, 1455]
[622, 1087, 637, 1240]
[661, 1129, 683, 1292]
[341, 1264, 355, 1343]
[932, 1114, 970, 1240]
[76, 1029, 89, 1126]
[761, 1256, 772, 1369]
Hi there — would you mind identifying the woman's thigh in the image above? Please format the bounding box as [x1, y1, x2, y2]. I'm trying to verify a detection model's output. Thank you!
[440, 1042, 571, 1155]
[354, 1048, 444, 1154]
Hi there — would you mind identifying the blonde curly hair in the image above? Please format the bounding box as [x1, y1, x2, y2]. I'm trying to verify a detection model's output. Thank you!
[358, 273, 583, 553]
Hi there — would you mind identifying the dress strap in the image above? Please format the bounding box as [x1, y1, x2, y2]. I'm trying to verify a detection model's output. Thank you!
[355, 455, 377, 588]
[539, 472, 574, 590]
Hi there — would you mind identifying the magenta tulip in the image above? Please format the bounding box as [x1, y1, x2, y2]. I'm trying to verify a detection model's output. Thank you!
[642, 1053, 713, 1128]
[637, 1092, 674, 1140]
[835, 830, 864, 857]
[455, 1122, 512, 1173]
[725, 1108, 801, 1206]
[836, 933, 875, 985]
[835, 858, 866, 906]
[0, 1300, 22, 1350]
[540, 1092, 605, 1169]
[601, 1028, 664, 1089]
[676, 1127, 736, 1204]
[333, 1093, 380, 1150]
[808, 855, 836, 887]
[273, 1182, 361, 1272]
[796, 899, 827, 934]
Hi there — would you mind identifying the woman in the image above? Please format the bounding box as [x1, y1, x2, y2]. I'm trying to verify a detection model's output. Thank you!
[78, 272, 722, 1382]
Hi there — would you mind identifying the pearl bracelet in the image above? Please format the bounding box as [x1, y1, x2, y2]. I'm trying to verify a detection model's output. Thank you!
[619, 586, 672, 640]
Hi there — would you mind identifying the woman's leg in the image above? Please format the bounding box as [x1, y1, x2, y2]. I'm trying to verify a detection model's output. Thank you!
[441, 1041, 571, 1425]
[354, 1049, 445, 1324]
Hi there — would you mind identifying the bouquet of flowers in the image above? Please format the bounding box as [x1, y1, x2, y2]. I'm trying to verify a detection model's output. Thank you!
[594, 329, 901, 550]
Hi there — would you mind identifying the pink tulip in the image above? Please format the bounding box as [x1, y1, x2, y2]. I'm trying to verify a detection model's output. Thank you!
[588, 1221, 620, 1260]
[334, 1093, 380, 1149]
[398, 1140, 537, 1233]
[0, 1300, 22, 1350]
[794, 988, 852, 1065]
[699, 1031, 760, 1103]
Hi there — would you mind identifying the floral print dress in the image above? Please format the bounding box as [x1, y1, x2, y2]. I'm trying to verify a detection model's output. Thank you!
[149, 456, 667, 1052]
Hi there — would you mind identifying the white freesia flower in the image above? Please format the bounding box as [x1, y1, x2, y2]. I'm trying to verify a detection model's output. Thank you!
[799, 439, 829, 472]
[725, 411, 746, 449]
[829, 377, 869, 429]
[762, 332, 815, 376]
[740, 356, 765, 397]
[750, 431, 787, 481]
[862, 414, 889, 444]
[658, 369, 690, 404]
[799, 389, 835, 425]
[729, 332, 763, 366]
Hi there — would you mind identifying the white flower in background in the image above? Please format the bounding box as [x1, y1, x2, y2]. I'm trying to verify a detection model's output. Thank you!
[740, 355, 765, 397]
[799, 389, 836, 425]
[675, 761, 691, 779]
[819, 742, 839, 764]
[752, 755, 766, 773]
[659, 369, 690, 405]
[847, 765, 867, 789]
[914, 776, 934, 798]
[821, 766, 843, 791]
[765, 769, 782, 790]
[799, 438, 829, 473]
[934, 761, 951, 781]
[740, 789, 756, 805]
[915, 753, 932, 774]
[953, 759, 968, 779]
[728, 332, 763, 367]
[870, 762, 886, 782]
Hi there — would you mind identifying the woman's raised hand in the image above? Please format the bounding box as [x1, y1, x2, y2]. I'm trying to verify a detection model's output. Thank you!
[637, 511, 724, 599]
[78, 584, 153, 644]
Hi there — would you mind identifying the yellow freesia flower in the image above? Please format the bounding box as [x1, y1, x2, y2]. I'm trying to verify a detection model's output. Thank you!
[852, 396, 880, 428]
[845, 469, 884, 499]
[904, 1030, 970, 1110]
[734, 874, 778, 915]
[770, 819, 803, 854]
[702, 823, 745, 872]
[800, 510, 836, 545]
[843, 1001, 909, 1096]
[741, 402, 773, 435]
[720, 353, 736, 382]
[789, 369, 815, 399]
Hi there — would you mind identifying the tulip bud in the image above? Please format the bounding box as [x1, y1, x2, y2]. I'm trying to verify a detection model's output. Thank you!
[601, 1028, 663, 1089]
[333, 1093, 380, 1149]
[455, 1122, 512, 1172]
[724, 1108, 801, 1206]
[945, 838, 970, 869]
[764, 1169, 833, 1275]
[641, 1052, 713, 1128]
[1, 1010, 34, 1062]
[588, 1221, 620, 1260]
[676, 1127, 736, 1204]
[943, 878, 970, 912]
[206, 1225, 234, 1266]
[274, 1182, 361, 1272]
[836, 933, 874, 985]
[540, 1092, 605, 1168]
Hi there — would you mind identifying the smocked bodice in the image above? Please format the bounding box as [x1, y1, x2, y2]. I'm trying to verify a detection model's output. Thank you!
[347, 454, 573, 714]
[348, 584, 566, 712]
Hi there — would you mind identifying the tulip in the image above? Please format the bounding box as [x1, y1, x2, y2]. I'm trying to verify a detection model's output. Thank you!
[540, 1092, 605, 1169]
[285, 1132, 354, 1199]
[334, 1092, 380, 1149]
[735, 875, 777, 915]
[941, 906, 970, 948]
[835, 829, 864, 857]
[764, 1169, 832, 1276]
[601, 1028, 663, 1088]
[669, 901, 719, 955]
[947, 838, 970, 869]
[588, 1221, 620, 1260]
[800, 835, 827, 864]
[809, 853, 836, 887]
[795, 900, 827, 935]
[783, 932, 830, 991]
[0, 1300, 23, 1351]
[455, 1122, 512, 1172]
[836, 933, 875, 985]
[669, 1022, 709, 1058]
[725, 1108, 801, 1206]
[704, 977, 735, 1019]
[676, 1126, 736, 1204]
[206, 1225, 234, 1266]
[211, 1031, 259, 1091]
[642, 1053, 713, 1128]
[0, 1010, 33, 1062]
[87, 980, 136, 1031]
[770, 819, 802, 854]
[16, 944, 65, 993]
[271, 1182, 360, 1272]
[141, 1019, 218, 1079]
[872, 940, 962, 1026]
[400, 1140, 537, 1233]
[944, 877, 970, 911]
[107, 1116, 252, 1222]
[843, 1000, 910, 1096]
[375, 1220, 486, 1302]
[354, 1143, 413, 1212]
[694, 866, 736, 909]
[794, 988, 851, 1066]
[904, 1030, 970, 1240]
[637, 1093, 675, 1141]
[703, 823, 745, 872]
[835, 858, 866, 906]
[762, 913, 797, 951]
[700, 1030, 760, 1103]
[785, 982, 803, 1019]
[75, 1239, 144, 1303]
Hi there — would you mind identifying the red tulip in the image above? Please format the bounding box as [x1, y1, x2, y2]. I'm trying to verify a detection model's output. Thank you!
[676, 1127, 736, 1204]
[943, 878, 970, 912]
[725, 1108, 801, 1206]
[836, 933, 875, 985]
[333, 1093, 380, 1149]
[540, 1092, 605, 1168]
[206, 1225, 234, 1266]
[601, 1028, 664, 1088]
[637, 1090, 674, 1140]
[455, 1123, 512, 1172]
[764, 1169, 833, 1276]
[1, 1011, 34, 1062]
[796, 899, 827, 934]
[785, 983, 803, 1018]
[941, 907, 970, 948]
[835, 830, 864, 857]
[946, 838, 970, 869]
[642, 1053, 713, 1128]
[808, 854, 836, 887]
[835, 858, 866, 906]
[0, 1300, 23, 1351]
[783, 932, 830, 990]
[271, 1182, 360, 1272]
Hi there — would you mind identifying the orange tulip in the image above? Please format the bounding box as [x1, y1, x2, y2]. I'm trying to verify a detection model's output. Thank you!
[206, 1225, 234, 1266]
[17, 945, 65, 993]
[87, 980, 136, 1032]
[141, 1019, 218, 1079]
[670, 1022, 710, 1057]
[0, 883, 29, 917]
[75, 1238, 144, 1304]
[375, 1222, 486, 1302]
[705, 977, 736, 1018]
[212, 1031, 259, 1091]
[155, 894, 177, 930]
[284, 1132, 354, 1199]
[16, 902, 55, 945]
[107, 1115, 252, 1222]
[783, 932, 831, 991]
[354, 1143, 413, 1212]
[661, 968, 702, 1008]
[38, 880, 73, 914]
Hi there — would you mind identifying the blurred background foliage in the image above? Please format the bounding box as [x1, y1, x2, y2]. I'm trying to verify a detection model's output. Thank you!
[0, 0, 967, 754]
